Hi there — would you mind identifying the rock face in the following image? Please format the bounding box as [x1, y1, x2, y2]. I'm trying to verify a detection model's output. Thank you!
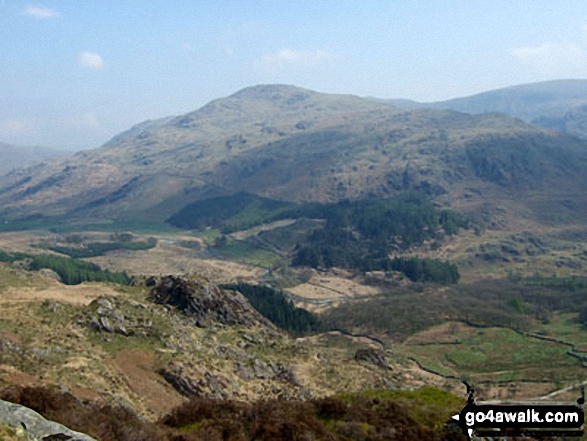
[0, 400, 96, 441]
[148, 275, 272, 327]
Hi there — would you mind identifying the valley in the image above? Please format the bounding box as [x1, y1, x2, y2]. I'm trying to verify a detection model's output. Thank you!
[2, 82, 587, 439]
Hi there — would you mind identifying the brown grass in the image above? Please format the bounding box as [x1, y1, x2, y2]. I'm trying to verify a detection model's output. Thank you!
[111, 350, 185, 418]
[88, 240, 264, 283]
[0, 281, 121, 305]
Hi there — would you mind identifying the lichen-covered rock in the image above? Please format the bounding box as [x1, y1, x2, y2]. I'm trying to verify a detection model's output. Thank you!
[81, 296, 156, 337]
[0, 400, 96, 441]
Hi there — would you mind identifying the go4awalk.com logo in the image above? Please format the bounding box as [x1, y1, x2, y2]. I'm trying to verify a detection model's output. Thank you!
[451, 382, 585, 438]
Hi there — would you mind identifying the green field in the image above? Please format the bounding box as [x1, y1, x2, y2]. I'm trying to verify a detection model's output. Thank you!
[209, 239, 284, 268]
[399, 324, 586, 382]
[534, 313, 587, 351]
[192, 228, 223, 244]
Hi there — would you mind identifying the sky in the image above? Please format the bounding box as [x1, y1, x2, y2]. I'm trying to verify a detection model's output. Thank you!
[2, 1, 587, 151]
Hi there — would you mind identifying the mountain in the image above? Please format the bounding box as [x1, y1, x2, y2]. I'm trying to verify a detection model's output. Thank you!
[531, 103, 587, 139]
[430, 79, 587, 121]
[0, 142, 69, 175]
[1, 84, 587, 227]
[389, 80, 587, 139]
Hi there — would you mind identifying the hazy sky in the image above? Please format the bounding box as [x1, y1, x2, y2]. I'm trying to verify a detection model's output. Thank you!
[2, 1, 587, 150]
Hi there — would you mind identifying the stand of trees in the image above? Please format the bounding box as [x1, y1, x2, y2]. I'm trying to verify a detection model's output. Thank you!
[388, 257, 460, 284]
[0, 250, 130, 285]
[222, 283, 320, 336]
[47, 238, 157, 259]
[167, 193, 292, 232]
[291, 193, 465, 284]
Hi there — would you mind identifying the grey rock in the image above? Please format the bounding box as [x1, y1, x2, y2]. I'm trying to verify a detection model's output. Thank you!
[41, 301, 64, 313]
[0, 399, 96, 441]
[30, 346, 64, 361]
[0, 340, 21, 353]
[159, 364, 204, 397]
[270, 362, 301, 386]
[145, 276, 159, 287]
[87, 318, 101, 332]
[235, 362, 255, 381]
[99, 317, 113, 333]
[205, 372, 230, 399]
[316, 353, 328, 365]
[381, 378, 396, 390]
[253, 359, 273, 379]
[83, 296, 157, 337]
[38, 268, 62, 282]
[93, 298, 113, 310]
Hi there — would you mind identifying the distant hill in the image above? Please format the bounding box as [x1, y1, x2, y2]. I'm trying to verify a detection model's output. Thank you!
[390, 80, 587, 139]
[1, 84, 587, 228]
[0, 142, 69, 175]
[431, 80, 587, 120]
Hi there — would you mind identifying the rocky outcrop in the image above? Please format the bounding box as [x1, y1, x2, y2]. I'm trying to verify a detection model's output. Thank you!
[354, 348, 392, 370]
[158, 362, 236, 399]
[148, 275, 272, 327]
[0, 399, 96, 441]
[234, 359, 301, 386]
[80, 297, 157, 337]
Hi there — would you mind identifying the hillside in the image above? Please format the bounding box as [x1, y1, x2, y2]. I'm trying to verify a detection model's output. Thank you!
[0, 142, 68, 175]
[0, 263, 461, 423]
[1, 84, 587, 230]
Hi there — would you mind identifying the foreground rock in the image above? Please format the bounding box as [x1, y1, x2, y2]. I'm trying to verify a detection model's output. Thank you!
[0, 400, 96, 441]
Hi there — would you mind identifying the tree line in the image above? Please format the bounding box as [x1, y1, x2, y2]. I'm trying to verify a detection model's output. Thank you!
[221, 282, 320, 336]
[47, 237, 157, 259]
[0, 250, 130, 285]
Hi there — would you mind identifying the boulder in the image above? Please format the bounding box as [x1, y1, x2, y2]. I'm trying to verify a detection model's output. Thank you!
[38, 268, 62, 282]
[0, 399, 96, 441]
